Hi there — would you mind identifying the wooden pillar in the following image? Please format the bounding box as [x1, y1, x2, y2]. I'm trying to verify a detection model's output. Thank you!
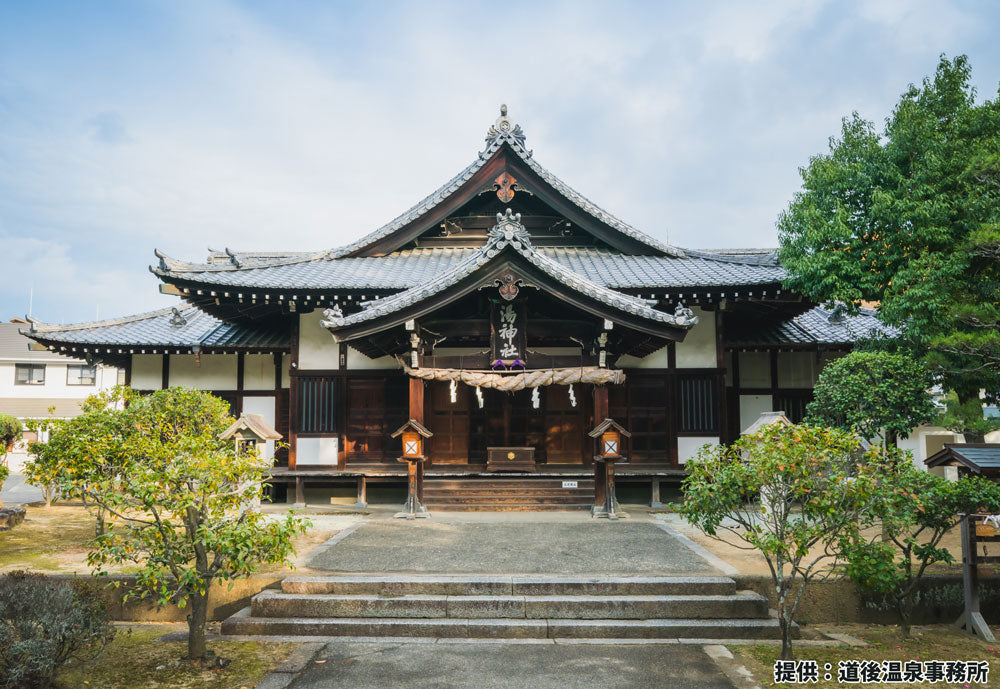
[715, 309, 728, 444]
[288, 319, 300, 470]
[593, 385, 608, 509]
[650, 477, 662, 508]
[355, 476, 367, 508]
[161, 353, 170, 390]
[409, 377, 425, 500]
[294, 476, 305, 507]
[236, 351, 245, 416]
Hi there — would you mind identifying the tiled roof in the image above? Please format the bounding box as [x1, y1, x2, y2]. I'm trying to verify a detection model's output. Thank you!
[727, 306, 899, 347]
[321, 210, 698, 335]
[322, 107, 683, 259]
[150, 246, 783, 291]
[926, 444, 1000, 471]
[0, 323, 85, 362]
[24, 304, 289, 351]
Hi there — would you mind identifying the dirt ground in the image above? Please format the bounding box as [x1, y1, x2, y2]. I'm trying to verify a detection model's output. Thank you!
[0, 504, 350, 574]
[658, 513, 969, 577]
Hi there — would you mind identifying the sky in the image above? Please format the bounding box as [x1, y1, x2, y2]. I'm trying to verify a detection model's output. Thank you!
[1, 1, 999, 324]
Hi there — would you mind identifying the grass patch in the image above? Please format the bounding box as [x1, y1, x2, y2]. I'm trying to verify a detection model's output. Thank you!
[0, 505, 96, 572]
[56, 626, 296, 689]
[733, 625, 1000, 688]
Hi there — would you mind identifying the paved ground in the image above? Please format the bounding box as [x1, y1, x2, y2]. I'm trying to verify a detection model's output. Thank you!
[0, 473, 42, 505]
[307, 512, 717, 574]
[286, 641, 738, 689]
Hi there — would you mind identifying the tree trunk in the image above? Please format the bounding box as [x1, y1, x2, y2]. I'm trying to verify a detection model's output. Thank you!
[885, 429, 898, 448]
[957, 389, 986, 443]
[898, 589, 914, 639]
[95, 507, 106, 537]
[187, 588, 210, 661]
[776, 594, 795, 660]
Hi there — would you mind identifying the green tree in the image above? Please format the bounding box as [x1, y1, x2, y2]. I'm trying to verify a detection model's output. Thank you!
[0, 414, 21, 497]
[805, 350, 938, 446]
[841, 468, 1000, 637]
[778, 55, 1000, 440]
[59, 387, 307, 663]
[680, 423, 892, 659]
[23, 390, 132, 531]
[0, 414, 21, 455]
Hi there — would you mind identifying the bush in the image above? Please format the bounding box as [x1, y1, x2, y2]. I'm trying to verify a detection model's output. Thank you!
[0, 571, 116, 689]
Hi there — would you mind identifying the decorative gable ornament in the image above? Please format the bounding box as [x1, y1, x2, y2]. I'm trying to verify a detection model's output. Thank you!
[485, 104, 527, 148]
[494, 171, 518, 203]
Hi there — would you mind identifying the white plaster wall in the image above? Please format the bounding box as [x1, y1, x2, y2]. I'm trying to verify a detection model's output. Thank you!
[675, 308, 716, 368]
[616, 346, 670, 369]
[0, 360, 118, 399]
[898, 425, 961, 470]
[347, 347, 398, 370]
[243, 354, 275, 390]
[737, 351, 770, 388]
[777, 351, 819, 388]
[280, 354, 290, 388]
[131, 354, 163, 389]
[168, 354, 238, 390]
[241, 395, 277, 459]
[298, 312, 338, 370]
[296, 437, 339, 465]
[739, 394, 774, 434]
[678, 436, 719, 464]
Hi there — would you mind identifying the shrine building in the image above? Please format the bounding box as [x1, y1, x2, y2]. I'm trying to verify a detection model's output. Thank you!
[22, 107, 894, 509]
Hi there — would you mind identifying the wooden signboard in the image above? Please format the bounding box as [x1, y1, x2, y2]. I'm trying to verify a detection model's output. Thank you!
[490, 301, 527, 366]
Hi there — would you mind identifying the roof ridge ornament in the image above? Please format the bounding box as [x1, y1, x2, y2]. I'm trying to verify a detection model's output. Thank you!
[485, 104, 527, 149]
[486, 208, 531, 253]
[169, 307, 188, 328]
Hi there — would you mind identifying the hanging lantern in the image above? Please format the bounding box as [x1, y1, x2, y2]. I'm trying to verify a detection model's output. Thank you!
[588, 418, 631, 459]
[391, 419, 433, 458]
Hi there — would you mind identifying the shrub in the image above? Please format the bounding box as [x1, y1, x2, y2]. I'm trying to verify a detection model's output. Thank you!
[0, 571, 115, 689]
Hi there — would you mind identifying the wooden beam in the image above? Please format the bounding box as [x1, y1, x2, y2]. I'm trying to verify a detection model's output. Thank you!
[288, 318, 299, 470]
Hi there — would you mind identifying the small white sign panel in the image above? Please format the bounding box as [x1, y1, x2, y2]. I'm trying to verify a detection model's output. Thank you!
[562, 481, 578, 489]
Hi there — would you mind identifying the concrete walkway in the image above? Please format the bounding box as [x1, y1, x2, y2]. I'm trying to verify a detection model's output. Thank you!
[306, 510, 718, 574]
[0, 473, 42, 506]
[285, 641, 740, 689]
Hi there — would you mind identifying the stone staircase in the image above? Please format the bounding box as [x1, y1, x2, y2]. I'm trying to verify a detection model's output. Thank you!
[222, 574, 793, 641]
[421, 478, 595, 511]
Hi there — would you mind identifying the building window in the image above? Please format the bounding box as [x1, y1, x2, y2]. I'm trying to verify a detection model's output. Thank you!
[678, 374, 718, 433]
[15, 363, 45, 385]
[67, 364, 97, 386]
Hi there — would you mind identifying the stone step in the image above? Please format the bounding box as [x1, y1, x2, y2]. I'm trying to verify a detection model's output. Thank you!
[250, 591, 768, 620]
[280, 575, 738, 597]
[222, 608, 794, 640]
[425, 503, 593, 511]
[423, 479, 595, 489]
[422, 488, 593, 497]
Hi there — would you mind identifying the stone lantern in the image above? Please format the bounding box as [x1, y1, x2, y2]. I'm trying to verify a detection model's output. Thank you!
[589, 418, 631, 520]
[391, 419, 433, 519]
